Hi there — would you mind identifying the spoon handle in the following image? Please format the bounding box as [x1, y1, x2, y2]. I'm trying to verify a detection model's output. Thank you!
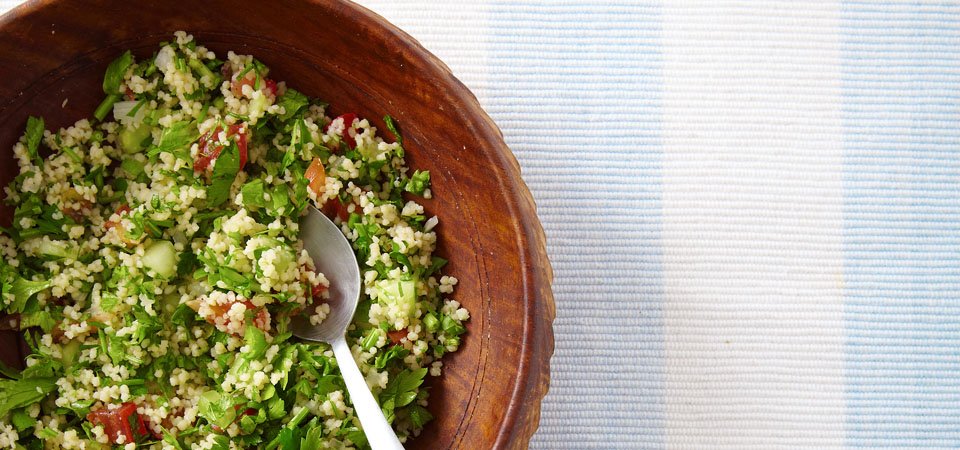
[331, 335, 405, 449]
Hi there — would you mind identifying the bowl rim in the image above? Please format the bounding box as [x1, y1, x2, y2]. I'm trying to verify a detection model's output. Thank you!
[338, 4, 556, 446]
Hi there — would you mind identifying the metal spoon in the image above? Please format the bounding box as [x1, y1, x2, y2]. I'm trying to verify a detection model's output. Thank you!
[290, 206, 405, 449]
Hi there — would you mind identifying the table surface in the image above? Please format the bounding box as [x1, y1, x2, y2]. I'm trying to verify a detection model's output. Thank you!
[4, 1, 960, 448]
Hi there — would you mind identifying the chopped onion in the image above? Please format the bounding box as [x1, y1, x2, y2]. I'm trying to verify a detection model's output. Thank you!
[424, 216, 439, 232]
[113, 100, 146, 126]
[154, 46, 173, 72]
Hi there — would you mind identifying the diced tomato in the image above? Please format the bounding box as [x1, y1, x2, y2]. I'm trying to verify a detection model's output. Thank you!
[194, 129, 223, 173]
[61, 188, 93, 223]
[323, 113, 359, 149]
[230, 74, 277, 98]
[320, 196, 355, 222]
[387, 328, 408, 345]
[159, 407, 184, 431]
[311, 281, 327, 299]
[204, 299, 270, 334]
[194, 124, 248, 173]
[304, 157, 326, 196]
[264, 78, 278, 98]
[124, 86, 136, 101]
[103, 204, 131, 231]
[87, 402, 147, 445]
[141, 417, 163, 440]
[230, 76, 255, 97]
[228, 123, 248, 170]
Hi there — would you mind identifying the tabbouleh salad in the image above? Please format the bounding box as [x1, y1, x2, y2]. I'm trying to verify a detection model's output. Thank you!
[0, 32, 469, 449]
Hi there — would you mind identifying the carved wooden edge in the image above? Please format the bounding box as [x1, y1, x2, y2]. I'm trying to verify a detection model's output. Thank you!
[339, 2, 557, 448]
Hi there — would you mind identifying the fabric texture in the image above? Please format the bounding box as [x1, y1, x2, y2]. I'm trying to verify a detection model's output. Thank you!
[3, 0, 960, 448]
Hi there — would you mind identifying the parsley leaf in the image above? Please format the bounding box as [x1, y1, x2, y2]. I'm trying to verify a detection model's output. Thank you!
[153, 121, 199, 157]
[383, 114, 403, 147]
[19, 310, 56, 333]
[24, 116, 44, 166]
[379, 368, 428, 417]
[103, 50, 134, 94]
[276, 88, 310, 122]
[7, 277, 52, 313]
[10, 409, 36, 433]
[206, 141, 240, 207]
[405, 170, 430, 195]
[374, 345, 410, 370]
[407, 403, 434, 428]
[240, 179, 267, 209]
[300, 422, 324, 450]
[0, 377, 56, 417]
[198, 391, 239, 430]
[241, 325, 268, 361]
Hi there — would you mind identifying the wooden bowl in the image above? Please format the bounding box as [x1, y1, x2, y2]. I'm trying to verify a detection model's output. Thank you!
[0, 1, 554, 448]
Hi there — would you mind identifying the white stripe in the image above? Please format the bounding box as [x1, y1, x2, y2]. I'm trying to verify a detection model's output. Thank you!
[353, 0, 489, 103]
[661, 1, 845, 447]
[0, 1, 17, 14]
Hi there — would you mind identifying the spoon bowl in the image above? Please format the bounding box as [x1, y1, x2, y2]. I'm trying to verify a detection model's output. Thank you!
[290, 206, 360, 342]
[291, 206, 404, 449]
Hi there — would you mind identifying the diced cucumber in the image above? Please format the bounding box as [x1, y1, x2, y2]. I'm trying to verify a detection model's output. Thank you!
[248, 93, 269, 120]
[247, 236, 283, 251]
[157, 293, 181, 315]
[142, 240, 178, 279]
[99, 292, 120, 312]
[423, 312, 440, 333]
[61, 339, 81, 368]
[248, 236, 296, 280]
[37, 239, 77, 261]
[119, 122, 152, 153]
[120, 158, 145, 179]
[375, 278, 417, 318]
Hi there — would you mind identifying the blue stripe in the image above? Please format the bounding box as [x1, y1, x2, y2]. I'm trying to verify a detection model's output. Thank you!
[842, 1, 960, 447]
[484, 1, 665, 448]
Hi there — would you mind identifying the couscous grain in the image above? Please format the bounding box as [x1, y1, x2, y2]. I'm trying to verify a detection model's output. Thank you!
[0, 33, 466, 449]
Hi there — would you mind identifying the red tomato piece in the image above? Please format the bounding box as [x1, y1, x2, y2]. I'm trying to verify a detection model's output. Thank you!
[320, 196, 354, 222]
[230, 76, 255, 97]
[264, 78, 278, 97]
[304, 157, 326, 196]
[103, 204, 131, 231]
[220, 62, 232, 80]
[230, 75, 277, 98]
[228, 123, 248, 170]
[323, 113, 359, 149]
[60, 187, 93, 223]
[387, 328, 408, 345]
[194, 124, 248, 172]
[194, 128, 224, 173]
[205, 300, 269, 335]
[311, 281, 327, 299]
[87, 402, 145, 445]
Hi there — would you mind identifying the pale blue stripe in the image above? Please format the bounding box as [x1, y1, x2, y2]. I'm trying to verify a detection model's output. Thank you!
[484, 1, 665, 448]
[842, 1, 960, 447]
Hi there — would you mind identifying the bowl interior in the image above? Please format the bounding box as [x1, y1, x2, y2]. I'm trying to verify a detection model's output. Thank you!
[0, 1, 553, 449]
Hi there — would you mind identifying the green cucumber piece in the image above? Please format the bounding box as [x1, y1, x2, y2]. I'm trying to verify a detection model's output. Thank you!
[142, 240, 178, 279]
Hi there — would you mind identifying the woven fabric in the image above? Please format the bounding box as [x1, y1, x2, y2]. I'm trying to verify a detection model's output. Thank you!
[3, 1, 960, 448]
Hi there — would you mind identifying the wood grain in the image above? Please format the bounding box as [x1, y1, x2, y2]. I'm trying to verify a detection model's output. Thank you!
[0, 1, 555, 449]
